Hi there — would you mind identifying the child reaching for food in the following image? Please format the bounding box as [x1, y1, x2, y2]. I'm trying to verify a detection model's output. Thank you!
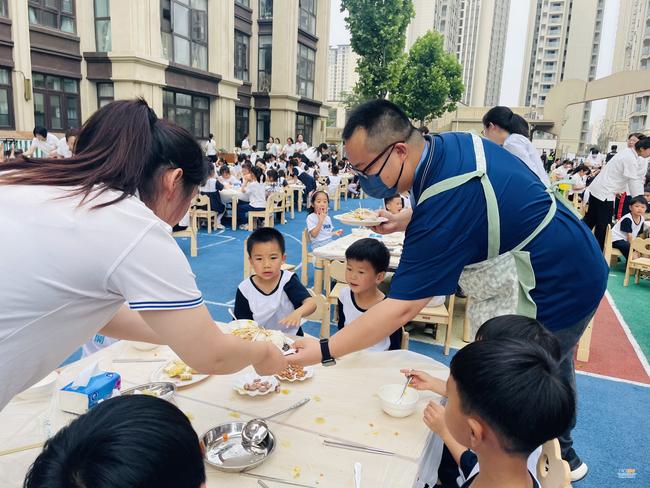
[235, 227, 317, 336]
[306, 190, 343, 249]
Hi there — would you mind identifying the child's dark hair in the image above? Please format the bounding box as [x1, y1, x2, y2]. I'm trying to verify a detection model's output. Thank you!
[474, 315, 561, 360]
[237, 153, 246, 163]
[482, 106, 530, 138]
[247, 227, 285, 255]
[23, 395, 205, 488]
[450, 339, 574, 456]
[320, 154, 330, 162]
[635, 136, 650, 151]
[384, 193, 402, 206]
[345, 238, 390, 274]
[630, 195, 648, 207]
[249, 165, 263, 182]
[33, 125, 47, 138]
[570, 164, 590, 175]
[266, 169, 278, 182]
[330, 164, 339, 175]
[278, 169, 286, 178]
[241, 161, 253, 172]
[207, 164, 215, 176]
[308, 190, 329, 214]
[219, 165, 230, 176]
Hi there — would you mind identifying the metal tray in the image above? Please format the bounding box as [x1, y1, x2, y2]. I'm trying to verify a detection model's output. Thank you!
[120, 382, 176, 402]
[202, 421, 276, 472]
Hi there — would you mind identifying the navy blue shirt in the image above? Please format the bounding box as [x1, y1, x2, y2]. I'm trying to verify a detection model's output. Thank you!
[389, 133, 607, 331]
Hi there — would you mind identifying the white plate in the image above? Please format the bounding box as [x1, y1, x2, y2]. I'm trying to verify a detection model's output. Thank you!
[232, 372, 279, 397]
[334, 214, 388, 227]
[274, 366, 314, 382]
[151, 360, 209, 388]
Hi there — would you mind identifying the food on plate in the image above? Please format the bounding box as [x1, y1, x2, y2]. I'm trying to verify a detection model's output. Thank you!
[347, 208, 379, 221]
[231, 321, 287, 349]
[242, 378, 279, 393]
[276, 364, 307, 381]
[163, 360, 198, 381]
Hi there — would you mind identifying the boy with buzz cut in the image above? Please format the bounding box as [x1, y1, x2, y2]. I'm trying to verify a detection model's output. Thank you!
[235, 227, 316, 336]
[444, 338, 574, 488]
[611, 195, 647, 261]
[337, 238, 403, 351]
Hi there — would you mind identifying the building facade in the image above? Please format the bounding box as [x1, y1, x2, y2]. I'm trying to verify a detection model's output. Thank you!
[605, 0, 650, 141]
[327, 43, 358, 102]
[407, 0, 510, 107]
[520, 0, 603, 154]
[0, 0, 330, 150]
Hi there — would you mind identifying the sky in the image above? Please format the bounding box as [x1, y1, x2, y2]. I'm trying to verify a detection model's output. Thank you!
[329, 0, 619, 135]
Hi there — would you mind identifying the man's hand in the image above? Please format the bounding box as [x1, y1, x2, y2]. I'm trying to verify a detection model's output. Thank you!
[279, 310, 303, 328]
[290, 337, 322, 366]
[423, 400, 448, 436]
[372, 208, 412, 234]
[253, 342, 289, 375]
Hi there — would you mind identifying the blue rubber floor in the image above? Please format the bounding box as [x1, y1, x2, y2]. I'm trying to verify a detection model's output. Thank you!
[180, 197, 649, 487]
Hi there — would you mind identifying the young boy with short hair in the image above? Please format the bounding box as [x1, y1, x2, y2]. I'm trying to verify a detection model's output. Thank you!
[235, 228, 316, 336]
[611, 195, 648, 260]
[384, 194, 404, 214]
[443, 338, 573, 488]
[336, 238, 402, 351]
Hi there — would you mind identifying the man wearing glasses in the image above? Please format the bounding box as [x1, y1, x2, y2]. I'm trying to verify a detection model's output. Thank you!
[293, 99, 607, 481]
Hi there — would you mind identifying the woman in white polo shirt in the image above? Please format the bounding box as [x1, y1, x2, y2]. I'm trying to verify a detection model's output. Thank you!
[0, 99, 286, 410]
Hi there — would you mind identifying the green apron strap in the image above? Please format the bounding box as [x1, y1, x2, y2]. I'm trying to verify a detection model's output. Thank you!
[514, 191, 557, 252]
[417, 171, 483, 205]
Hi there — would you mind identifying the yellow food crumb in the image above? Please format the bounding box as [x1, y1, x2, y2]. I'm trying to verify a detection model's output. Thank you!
[228, 412, 241, 418]
[281, 440, 292, 448]
[292, 466, 301, 478]
[372, 431, 379, 436]
[185, 411, 195, 421]
[315, 417, 326, 424]
[313, 395, 322, 402]
[281, 389, 290, 395]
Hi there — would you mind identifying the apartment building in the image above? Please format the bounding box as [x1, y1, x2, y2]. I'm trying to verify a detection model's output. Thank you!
[0, 0, 330, 151]
[327, 43, 358, 102]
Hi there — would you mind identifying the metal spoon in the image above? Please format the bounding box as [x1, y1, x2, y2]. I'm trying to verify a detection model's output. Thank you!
[396, 374, 412, 405]
[242, 397, 310, 449]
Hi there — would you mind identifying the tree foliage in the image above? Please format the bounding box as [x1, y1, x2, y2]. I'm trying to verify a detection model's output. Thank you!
[341, 0, 414, 102]
[391, 31, 464, 124]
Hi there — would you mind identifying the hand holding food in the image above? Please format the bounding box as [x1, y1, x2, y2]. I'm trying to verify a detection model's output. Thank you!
[423, 400, 447, 436]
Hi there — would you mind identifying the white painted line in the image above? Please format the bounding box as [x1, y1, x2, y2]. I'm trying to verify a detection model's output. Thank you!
[197, 237, 235, 250]
[605, 290, 650, 377]
[204, 300, 236, 307]
[576, 370, 650, 388]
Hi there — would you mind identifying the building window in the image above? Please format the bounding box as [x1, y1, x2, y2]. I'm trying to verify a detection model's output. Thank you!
[0, 68, 13, 128]
[258, 34, 272, 92]
[33, 73, 80, 130]
[235, 106, 249, 148]
[161, 0, 208, 71]
[298, 0, 316, 35]
[28, 0, 76, 33]
[235, 0, 250, 6]
[163, 89, 210, 139]
[97, 82, 114, 108]
[296, 43, 315, 99]
[0, 1, 7, 17]
[259, 0, 272, 19]
[235, 30, 250, 81]
[256, 110, 270, 148]
[94, 0, 111, 52]
[295, 113, 313, 146]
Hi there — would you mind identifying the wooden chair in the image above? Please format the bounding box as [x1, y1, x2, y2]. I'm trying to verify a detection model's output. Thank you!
[338, 178, 349, 202]
[400, 330, 410, 350]
[306, 289, 330, 338]
[331, 184, 341, 211]
[412, 295, 457, 355]
[301, 228, 314, 285]
[536, 439, 571, 488]
[248, 192, 286, 229]
[192, 195, 217, 234]
[243, 237, 297, 279]
[623, 237, 650, 286]
[284, 187, 295, 219]
[172, 209, 198, 257]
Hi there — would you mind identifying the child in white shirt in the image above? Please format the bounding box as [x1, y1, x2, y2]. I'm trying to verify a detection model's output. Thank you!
[218, 165, 239, 187]
[611, 196, 647, 260]
[327, 165, 342, 197]
[237, 166, 267, 230]
[336, 238, 402, 351]
[306, 190, 342, 249]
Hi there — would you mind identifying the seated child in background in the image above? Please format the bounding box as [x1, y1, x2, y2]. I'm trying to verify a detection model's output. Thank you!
[24, 395, 206, 488]
[337, 238, 402, 351]
[306, 190, 342, 249]
[265, 169, 283, 195]
[235, 228, 316, 336]
[611, 195, 648, 260]
[406, 315, 563, 488]
[318, 154, 331, 177]
[237, 166, 267, 230]
[219, 164, 239, 187]
[278, 169, 288, 187]
[327, 164, 342, 197]
[384, 193, 404, 214]
[443, 338, 573, 488]
[199, 165, 225, 229]
[551, 160, 573, 181]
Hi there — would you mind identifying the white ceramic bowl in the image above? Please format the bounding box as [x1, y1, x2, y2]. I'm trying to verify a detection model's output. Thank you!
[378, 384, 419, 418]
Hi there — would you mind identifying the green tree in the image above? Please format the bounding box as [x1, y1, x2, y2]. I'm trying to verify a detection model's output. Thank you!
[341, 0, 414, 102]
[391, 31, 464, 124]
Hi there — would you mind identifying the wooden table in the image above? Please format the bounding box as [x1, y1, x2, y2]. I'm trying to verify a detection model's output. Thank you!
[221, 188, 249, 231]
[287, 184, 306, 217]
[0, 342, 447, 487]
[311, 229, 404, 293]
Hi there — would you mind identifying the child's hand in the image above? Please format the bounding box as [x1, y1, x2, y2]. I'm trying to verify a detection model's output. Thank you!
[279, 310, 303, 328]
[334, 229, 344, 237]
[317, 209, 327, 222]
[423, 401, 447, 436]
[400, 368, 446, 395]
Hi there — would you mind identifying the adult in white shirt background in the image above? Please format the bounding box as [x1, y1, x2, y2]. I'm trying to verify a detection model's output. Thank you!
[0, 99, 286, 411]
[481, 106, 551, 186]
[24, 126, 60, 158]
[583, 135, 650, 249]
[282, 137, 295, 157]
[204, 132, 218, 162]
[54, 129, 78, 158]
[294, 133, 308, 154]
[240, 133, 251, 155]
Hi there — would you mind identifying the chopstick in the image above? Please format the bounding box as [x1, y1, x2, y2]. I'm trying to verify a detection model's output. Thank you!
[322, 440, 395, 456]
[0, 442, 44, 457]
[112, 358, 167, 363]
[242, 473, 317, 488]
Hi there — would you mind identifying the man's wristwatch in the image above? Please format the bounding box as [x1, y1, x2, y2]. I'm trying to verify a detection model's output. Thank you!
[319, 338, 336, 367]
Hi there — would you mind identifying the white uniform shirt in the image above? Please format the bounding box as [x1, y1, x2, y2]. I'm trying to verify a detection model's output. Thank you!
[318, 161, 330, 176]
[502, 134, 551, 186]
[0, 185, 203, 409]
[282, 144, 295, 157]
[337, 287, 389, 352]
[588, 148, 646, 201]
[306, 213, 334, 248]
[611, 213, 646, 242]
[200, 177, 218, 193]
[244, 181, 267, 208]
[205, 139, 217, 156]
[241, 138, 251, 155]
[294, 141, 308, 154]
[569, 173, 588, 194]
[29, 133, 59, 156]
[327, 175, 341, 196]
[56, 137, 72, 158]
[303, 146, 320, 163]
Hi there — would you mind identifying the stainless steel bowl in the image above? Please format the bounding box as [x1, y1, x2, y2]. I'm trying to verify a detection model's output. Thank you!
[202, 421, 276, 472]
[120, 382, 176, 402]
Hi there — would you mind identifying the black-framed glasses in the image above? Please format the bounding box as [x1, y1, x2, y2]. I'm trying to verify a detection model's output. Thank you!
[349, 140, 403, 179]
